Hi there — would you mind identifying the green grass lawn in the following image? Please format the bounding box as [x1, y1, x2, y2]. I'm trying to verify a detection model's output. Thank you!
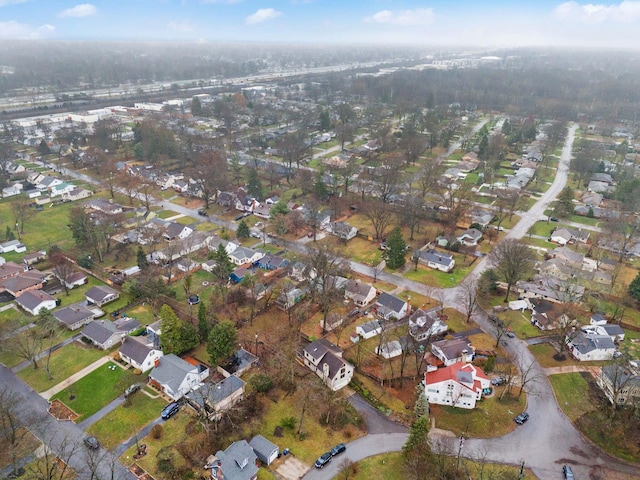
[403, 262, 472, 288]
[432, 390, 526, 438]
[54, 275, 109, 308]
[318, 236, 382, 266]
[87, 393, 166, 450]
[529, 343, 608, 369]
[51, 362, 138, 420]
[527, 221, 556, 237]
[497, 310, 542, 339]
[522, 236, 553, 251]
[548, 373, 597, 421]
[156, 209, 180, 219]
[17, 342, 108, 392]
[564, 214, 601, 227]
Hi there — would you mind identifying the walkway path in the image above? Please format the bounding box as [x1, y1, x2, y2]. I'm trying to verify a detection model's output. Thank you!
[40, 356, 112, 400]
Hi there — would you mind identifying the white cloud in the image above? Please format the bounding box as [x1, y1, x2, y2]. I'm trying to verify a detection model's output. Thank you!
[168, 20, 196, 32]
[58, 3, 97, 18]
[244, 8, 282, 25]
[364, 8, 435, 26]
[0, 0, 30, 6]
[553, 1, 640, 23]
[0, 21, 54, 39]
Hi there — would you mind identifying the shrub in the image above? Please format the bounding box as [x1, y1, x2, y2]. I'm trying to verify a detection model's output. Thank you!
[249, 374, 274, 393]
[150, 424, 163, 439]
[280, 416, 296, 430]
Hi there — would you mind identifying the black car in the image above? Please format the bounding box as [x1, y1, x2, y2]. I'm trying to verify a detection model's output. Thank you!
[314, 452, 332, 469]
[161, 402, 181, 420]
[330, 443, 346, 457]
[562, 465, 575, 479]
[491, 377, 506, 386]
[84, 436, 100, 449]
[514, 412, 529, 425]
[198, 209, 207, 216]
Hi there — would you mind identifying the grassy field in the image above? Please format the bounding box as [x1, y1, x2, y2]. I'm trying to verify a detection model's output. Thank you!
[51, 361, 138, 420]
[548, 373, 597, 421]
[17, 342, 108, 392]
[527, 221, 556, 237]
[403, 261, 474, 288]
[319, 235, 382, 266]
[87, 393, 166, 450]
[529, 343, 608, 369]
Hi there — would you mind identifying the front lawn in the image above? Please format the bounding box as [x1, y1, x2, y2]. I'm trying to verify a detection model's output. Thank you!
[431, 390, 526, 438]
[529, 343, 608, 369]
[51, 362, 138, 420]
[319, 235, 382, 266]
[17, 342, 108, 393]
[548, 372, 596, 421]
[403, 263, 472, 288]
[87, 393, 166, 450]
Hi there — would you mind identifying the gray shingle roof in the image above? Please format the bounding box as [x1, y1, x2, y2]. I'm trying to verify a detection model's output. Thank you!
[85, 285, 118, 304]
[210, 440, 258, 480]
[82, 320, 119, 345]
[376, 292, 407, 314]
[53, 304, 94, 327]
[15, 290, 55, 311]
[119, 336, 154, 364]
[186, 375, 245, 408]
[249, 435, 278, 462]
[150, 354, 196, 393]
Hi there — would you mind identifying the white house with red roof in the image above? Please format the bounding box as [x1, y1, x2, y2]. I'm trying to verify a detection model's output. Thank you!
[424, 362, 490, 409]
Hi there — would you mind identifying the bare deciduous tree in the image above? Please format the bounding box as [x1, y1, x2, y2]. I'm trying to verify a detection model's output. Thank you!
[487, 239, 536, 301]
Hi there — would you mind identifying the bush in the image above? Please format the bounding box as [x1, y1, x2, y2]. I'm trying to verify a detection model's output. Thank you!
[280, 416, 296, 430]
[249, 374, 274, 393]
[150, 424, 163, 439]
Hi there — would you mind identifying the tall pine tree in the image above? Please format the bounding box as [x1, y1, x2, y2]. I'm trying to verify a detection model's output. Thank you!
[385, 226, 407, 269]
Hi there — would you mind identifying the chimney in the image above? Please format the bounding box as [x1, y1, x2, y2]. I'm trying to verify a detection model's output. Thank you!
[154, 358, 160, 367]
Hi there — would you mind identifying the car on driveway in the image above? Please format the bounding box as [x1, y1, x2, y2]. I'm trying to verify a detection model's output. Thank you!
[124, 383, 143, 398]
[491, 377, 506, 386]
[314, 452, 332, 469]
[330, 443, 346, 456]
[161, 402, 181, 420]
[562, 465, 575, 479]
[84, 436, 100, 449]
[514, 412, 529, 425]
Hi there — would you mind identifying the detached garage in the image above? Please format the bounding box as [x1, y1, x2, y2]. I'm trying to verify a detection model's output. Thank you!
[250, 435, 279, 466]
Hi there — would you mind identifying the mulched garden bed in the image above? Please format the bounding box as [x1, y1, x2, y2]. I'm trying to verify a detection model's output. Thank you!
[48, 399, 78, 422]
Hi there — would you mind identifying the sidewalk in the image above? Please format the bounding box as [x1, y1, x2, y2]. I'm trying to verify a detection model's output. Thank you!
[543, 365, 599, 376]
[40, 356, 112, 400]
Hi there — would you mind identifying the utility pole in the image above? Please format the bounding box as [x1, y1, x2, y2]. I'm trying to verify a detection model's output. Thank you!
[456, 432, 465, 470]
[518, 460, 525, 479]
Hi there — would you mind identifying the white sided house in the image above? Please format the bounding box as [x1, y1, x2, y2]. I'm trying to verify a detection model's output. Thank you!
[431, 338, 475, 366]
[424, 362, 490, 409]
[119, 336, 163, 372]
[418, 249, 455, 273]
[302, 338, 354, 391]
[344, 280, 376, 307]
[566, 331, 616, 361]
[408, 308, 448, 342]
[356, 319, 382, 340]
[148, 354, 209, 401]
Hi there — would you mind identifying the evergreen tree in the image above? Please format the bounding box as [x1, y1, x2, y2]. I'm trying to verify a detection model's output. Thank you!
[402, 416, 432, 479]
[313, 171, 328, 200]
[384, 227, 407, 269]
[554, 187, 574, 218]
[136, 246, 149, 270]
[414, 384, 429, 420]
[628, 271, 640, 304]
[236, 220, 250, 239]
[159, 304, 198, 355]
[191, 96, 202, 115]
[246, 166, 262, 199]
[269, 199, 289, 218]
[197, 301, 211, 342]
[207, 320, 238, 366]
[5, 226, 15, 241]
[211, 244, 234, 285]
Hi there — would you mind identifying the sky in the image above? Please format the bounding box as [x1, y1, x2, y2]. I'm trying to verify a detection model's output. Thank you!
[2, 0, 640, 49]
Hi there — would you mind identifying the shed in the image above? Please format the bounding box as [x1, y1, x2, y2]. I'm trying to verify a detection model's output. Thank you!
[249, 435, 279, 466]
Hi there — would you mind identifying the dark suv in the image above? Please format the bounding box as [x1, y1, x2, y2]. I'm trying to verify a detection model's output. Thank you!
[514, 412, 529, 425]
[84, 436, 100, 449]
[161, 402, 180, 420]
[330, 443, 346, 456]
[314, 452, 332, 469]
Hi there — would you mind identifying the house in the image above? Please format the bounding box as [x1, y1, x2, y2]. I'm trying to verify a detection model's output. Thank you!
[0, 261, 24, 280]
[186, 375, 246, 420]
[550, 246, 584, 270]
[148, 354, 209, 400]
[2, 183, 24, 197]
[375, 340, 403, 359]
[516, 276, 585, 303]
[53, 304, 95, 330]
[163, 222, 193, 241]
[249, 435, 279, 466]
[344, 280, 376, 307]
[581, 323, 625, 343]
[119, 336, 163, 372]
[0, 240, 27, 254]
[550, 228, 590, 246]
[201, 259, 217, 273]
[206, 439, 258, 480]
[456, 228, 483, 247]
[355, 319, 382, 340]
[82, 320, 131, 350]
[0, 269, 46, 297]
[276, 288, 305, 310]
[15, 290, 57, 315]
[375, 292, 409, 320]
[289, 262, 308, 282]
[590, 312, 608, 326]
[50, 182, 75, 197]
[230, 267, 248, 284]
[529, 298, 571, 331]
[424, 362, 490, 409]
[57, 270, 88, 290]
[408, 309, 448, 341]
[207, 236, 239, 256]
[431, 338, 475, 366]
[418, 249, 455, 273]
[85, 285, 119, 306]
[302, 338, 354, 391]
[597, 361, 640, 406]
[257, 254, 288, 271]
[566, 331, 616, 361]
[22, 250, 47, 266]
[87, 198, 124, 215]
[63, 187, 93, 202]
[229, 247, 264, 266]
[330, 222, 358, 241]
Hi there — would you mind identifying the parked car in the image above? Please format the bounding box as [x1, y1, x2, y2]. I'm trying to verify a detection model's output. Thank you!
[348, 308, 360, 317]
[562, 465, 575, 479]
[124, 383, 143, 398]
[330, 443, 346, 456]
[549, 216, 559, 222]
[161, 402, 181, 420]
[197, 209, 207, 216]
[506, 330, 515, 338]
[491, 377, 506, 386]
[514, 412, 529, 425]
[314, 452, 332, 469]
[84, 436, 100, 449]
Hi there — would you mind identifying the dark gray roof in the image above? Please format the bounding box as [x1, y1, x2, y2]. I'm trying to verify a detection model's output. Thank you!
[602, 324, 625, 336]
[82, 321, 119, 345]
[150, 354, 196, 393]
[119, 336, 154, 364]
[15, 290, 55, 311]
[376, 292, 407, 314]
[165, 222, 186, 239]
[85, 285, 118, 303]
[53, 304, 94, 327]
[571, 332, 615, 354]
[303, 338, 342, 362]
[601, 364, 640, 389]
[211, 440, 258, 480]
[358, 320, 381, 335]
[249, 435, 278, 459]
[419, 249, 454, 266]
[186, 375, 245, 408]
[433, 337, 473, 360]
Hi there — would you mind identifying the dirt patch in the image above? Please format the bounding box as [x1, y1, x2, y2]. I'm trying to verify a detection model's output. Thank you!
[273, 425, 284, 437]
[48, 399, 78, 422]
[275, 455, 309, 480]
